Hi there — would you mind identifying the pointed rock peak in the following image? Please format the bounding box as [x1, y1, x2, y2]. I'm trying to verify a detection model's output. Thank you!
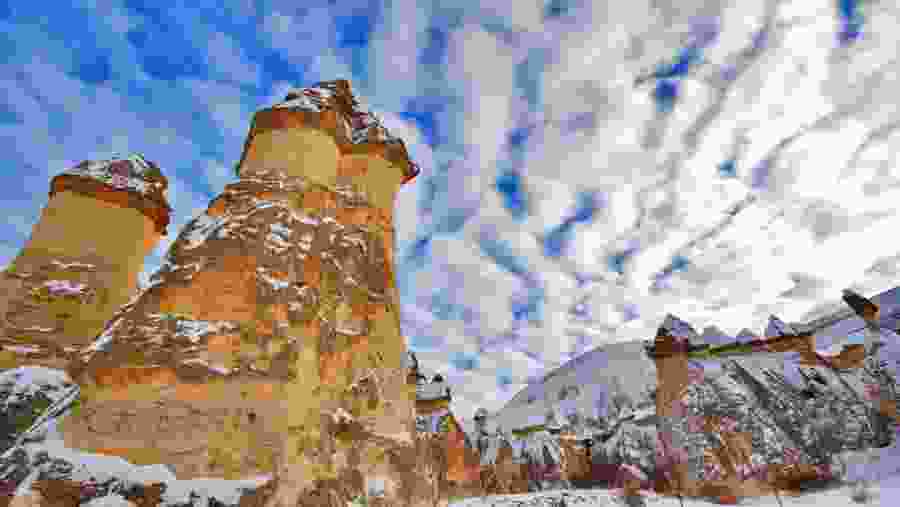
[765, 315, 798, 337]
[661, 313, 699, 339]
[842, 289, 879, 319]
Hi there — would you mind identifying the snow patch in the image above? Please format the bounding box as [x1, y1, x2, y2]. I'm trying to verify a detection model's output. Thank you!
[172, 319, 238, 344]
[61, 155, 160, 198]
[85, 317, 125, 354]
[83, 495, 133, 507]
[269, 223, 291, 237]
[182, 214, 227, 250]
[0, 367, 74, 406]
[161, 477, 267, 507]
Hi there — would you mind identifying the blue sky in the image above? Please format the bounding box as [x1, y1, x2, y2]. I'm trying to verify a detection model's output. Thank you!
[4, 0, 900, 425]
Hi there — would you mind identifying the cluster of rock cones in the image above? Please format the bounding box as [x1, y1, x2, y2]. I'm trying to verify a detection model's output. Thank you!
[0, 77, 896, 507]
[0, 79, 468, 507]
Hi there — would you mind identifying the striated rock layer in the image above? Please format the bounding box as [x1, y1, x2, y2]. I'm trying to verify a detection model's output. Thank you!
[60, 80, 440, 506]
[0, 155, 171, 370]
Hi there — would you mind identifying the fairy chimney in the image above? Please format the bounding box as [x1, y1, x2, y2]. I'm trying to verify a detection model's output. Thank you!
[412, 364, 480, 486]
[61, 80, 430, 505]
[0, 155, 171, 370]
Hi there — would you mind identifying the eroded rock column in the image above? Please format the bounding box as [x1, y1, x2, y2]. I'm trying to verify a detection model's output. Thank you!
[61, 80, 426, 507]
[0, 155, 171, 370]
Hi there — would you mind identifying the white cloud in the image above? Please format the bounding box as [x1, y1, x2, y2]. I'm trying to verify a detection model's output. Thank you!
[367, 0, 429, 107]
[446, 25, 516, 174]
[9, 0, 900, 434]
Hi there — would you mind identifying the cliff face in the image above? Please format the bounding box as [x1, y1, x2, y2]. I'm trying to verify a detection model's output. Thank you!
[0, 155, 171, 371]
[58, 79, 434, 506]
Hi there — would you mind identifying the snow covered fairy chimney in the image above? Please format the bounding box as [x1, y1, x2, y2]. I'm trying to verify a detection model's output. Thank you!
[0, 154, 171, 370]
[646, 316, 694, 496]
[60, 79, 430, 505]
[412, 364, 481, 485]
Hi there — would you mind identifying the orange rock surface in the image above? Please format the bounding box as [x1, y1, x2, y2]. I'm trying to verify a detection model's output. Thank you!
[60, 80, 439, 506]
[0, 155, 171, 370]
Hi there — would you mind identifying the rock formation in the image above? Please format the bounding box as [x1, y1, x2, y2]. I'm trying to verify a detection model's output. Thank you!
[59, 79, 432, 506]
[0, 155, 171, 371]
[471, 409, 526, 495]
[0, 366, 272, 507]
[408, 353, 480, 488]
[646, 294, 897, 500]
[509, 418, 569, 493]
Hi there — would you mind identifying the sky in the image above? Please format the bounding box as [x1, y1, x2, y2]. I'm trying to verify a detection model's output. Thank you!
[3, 0, 900, 425]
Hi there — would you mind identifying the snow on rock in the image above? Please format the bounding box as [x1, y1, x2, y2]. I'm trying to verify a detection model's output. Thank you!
[0, 368, 78, 451]
[37, 280, 91, 298]
[273, 81, 407, 148]
[82, 317, 124, 356]
[416, 379, 450, 401]
[0, 439, 270, 507]
[180, 214, 228, 251]
[449, 488, 664, 506]
[160, 476, 270, 507]
[0, 367, 75, 408]
[144, 315, 239, 344]
[520, 431, 562, 467]
[83, 494, 134, 507]
[59, 154, 166, 199]
[448, 482, 890, 506]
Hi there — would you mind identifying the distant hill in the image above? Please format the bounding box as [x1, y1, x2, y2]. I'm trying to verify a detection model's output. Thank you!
[492, 340, 657, 432]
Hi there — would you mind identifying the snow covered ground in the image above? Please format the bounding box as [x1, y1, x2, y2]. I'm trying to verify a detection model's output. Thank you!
[0, 367, 270, 507]
[450, 481, 897, 506]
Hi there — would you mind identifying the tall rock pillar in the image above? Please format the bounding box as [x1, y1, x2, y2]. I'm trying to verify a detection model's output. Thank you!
[648, 330, 695, 497]
[0, 155, 171, 369]
[62, 80, 426, 506]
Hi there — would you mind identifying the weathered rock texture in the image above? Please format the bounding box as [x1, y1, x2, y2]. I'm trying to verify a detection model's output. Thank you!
[408, 354, 480, 488]
[0, 367, 272, 507]
[648, 309, 895, 500]
[60, 79, 435, 506]
[0, 155, 171, 371]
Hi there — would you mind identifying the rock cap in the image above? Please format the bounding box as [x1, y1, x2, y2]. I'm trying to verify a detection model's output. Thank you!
[49, 154, 172, 235]
[237, 79, 420, 184]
